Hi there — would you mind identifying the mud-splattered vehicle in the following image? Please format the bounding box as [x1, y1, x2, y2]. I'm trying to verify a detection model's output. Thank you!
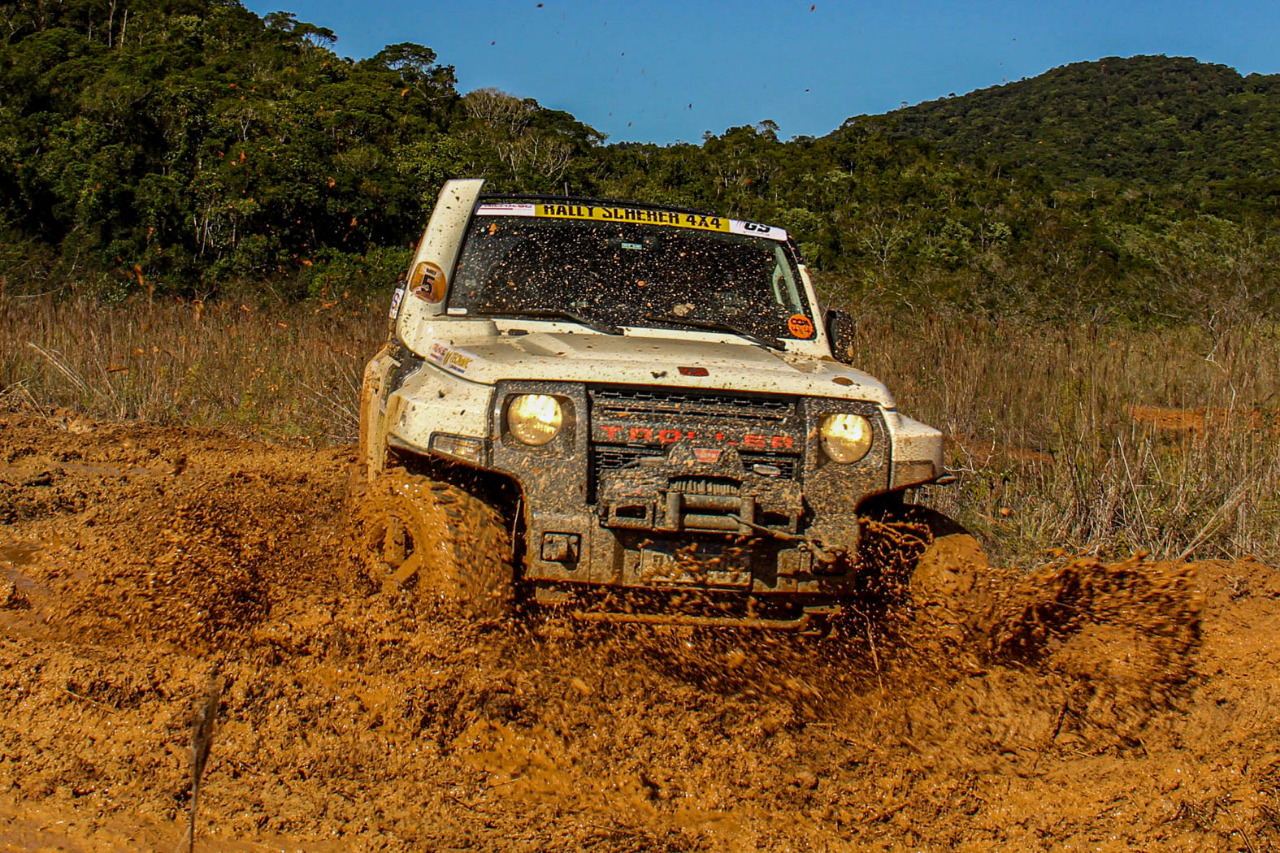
[354, 179, 952, 628]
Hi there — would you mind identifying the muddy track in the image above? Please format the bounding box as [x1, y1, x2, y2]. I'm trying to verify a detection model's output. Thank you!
[0, 411, 1277, 851]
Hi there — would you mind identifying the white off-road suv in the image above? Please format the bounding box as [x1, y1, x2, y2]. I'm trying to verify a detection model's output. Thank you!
[355, 179, 948, 628]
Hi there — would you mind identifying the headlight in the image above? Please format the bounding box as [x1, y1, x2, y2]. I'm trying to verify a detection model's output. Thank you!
[820, 413, 873, 463]
[507, 394, 563, 446]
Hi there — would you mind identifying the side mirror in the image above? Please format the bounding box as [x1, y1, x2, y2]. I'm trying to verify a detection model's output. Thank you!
[825, 308, 856, 364]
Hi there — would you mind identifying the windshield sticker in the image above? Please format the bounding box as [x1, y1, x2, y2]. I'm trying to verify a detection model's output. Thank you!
[475, 203, 537, 216]
[729, 219, 788, 240]
[787, 314, 816, 339]
[476, 202, 788, 241]
[427, 342, 474, 376]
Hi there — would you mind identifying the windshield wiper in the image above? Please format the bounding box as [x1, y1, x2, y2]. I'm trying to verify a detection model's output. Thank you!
[478, 306, 623, 335]
[640, 314, 785, 351]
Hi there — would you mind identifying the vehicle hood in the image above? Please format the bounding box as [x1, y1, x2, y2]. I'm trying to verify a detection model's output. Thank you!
[420, 330, 895, 406]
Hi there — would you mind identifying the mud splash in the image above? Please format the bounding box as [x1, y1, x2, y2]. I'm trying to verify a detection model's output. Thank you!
[0, 411, 1276, 850]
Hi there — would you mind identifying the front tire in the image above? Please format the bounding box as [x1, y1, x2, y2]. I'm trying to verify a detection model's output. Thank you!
[351, 468, 513, 618]
[858, 502, 993, 643]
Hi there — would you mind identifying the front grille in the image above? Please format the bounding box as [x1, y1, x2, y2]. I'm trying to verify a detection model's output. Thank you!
[591, 444, 799, 479]
[594, 445, 662, 471]
[588, 386, 804, 489]
[591, 387, 797, 422]
[670, 476, 740, 496]
[741, 452, 799, 478]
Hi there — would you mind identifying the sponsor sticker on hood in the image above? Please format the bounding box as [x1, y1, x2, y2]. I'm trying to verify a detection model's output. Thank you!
[427, 343, 475, 376]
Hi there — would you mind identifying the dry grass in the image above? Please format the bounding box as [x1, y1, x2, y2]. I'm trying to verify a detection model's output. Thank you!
[3, 294, 1276, 564]
[854, 314, 1280, 564]
[0, 294, 384, 444]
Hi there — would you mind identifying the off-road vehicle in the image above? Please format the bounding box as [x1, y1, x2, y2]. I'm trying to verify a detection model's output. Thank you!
[354, 179, 950, 629]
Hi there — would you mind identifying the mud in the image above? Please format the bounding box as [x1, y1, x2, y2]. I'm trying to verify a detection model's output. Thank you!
[0, 410, 1277, 851]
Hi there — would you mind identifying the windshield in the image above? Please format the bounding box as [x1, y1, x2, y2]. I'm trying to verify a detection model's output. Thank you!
[446, 202, 817, 346]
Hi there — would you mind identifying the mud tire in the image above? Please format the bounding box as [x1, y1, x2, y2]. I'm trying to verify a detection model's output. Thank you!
[351, 468, 513, 618]
[859, 504, 994, 646]
[908, 528, 994, 638]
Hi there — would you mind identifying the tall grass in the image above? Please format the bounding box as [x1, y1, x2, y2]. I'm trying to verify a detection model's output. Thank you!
[0, 294, 385, 443]
[2, 293, 1276, 564]
[854, 315, 1280, 564]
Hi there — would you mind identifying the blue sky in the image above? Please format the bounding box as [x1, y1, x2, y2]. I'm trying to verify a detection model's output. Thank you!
[240, 0, 1280, 144]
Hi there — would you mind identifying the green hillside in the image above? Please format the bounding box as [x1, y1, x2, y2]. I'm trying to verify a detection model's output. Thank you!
[865, 55, 1280, 188]
[1, 2, 1277, 326]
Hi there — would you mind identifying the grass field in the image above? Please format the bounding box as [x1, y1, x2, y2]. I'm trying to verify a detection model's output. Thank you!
[856, 314, 1280, 564]
[2, 293, 1276, 566]
[0, 294, 382, 443]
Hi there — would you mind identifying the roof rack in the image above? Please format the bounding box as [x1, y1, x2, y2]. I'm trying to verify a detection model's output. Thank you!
[478, 193, 717, 218]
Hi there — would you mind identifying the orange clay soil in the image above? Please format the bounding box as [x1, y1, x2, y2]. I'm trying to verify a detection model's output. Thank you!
[0, 410, 1275, 852]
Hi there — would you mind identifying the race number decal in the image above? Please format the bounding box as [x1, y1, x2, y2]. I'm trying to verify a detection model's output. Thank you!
[409, 261, 447, 303]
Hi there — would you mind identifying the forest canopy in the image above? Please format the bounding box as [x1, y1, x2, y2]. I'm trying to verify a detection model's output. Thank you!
[2, 0, 1278, 326]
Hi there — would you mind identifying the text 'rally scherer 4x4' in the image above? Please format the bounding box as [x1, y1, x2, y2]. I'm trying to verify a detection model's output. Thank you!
[355, 179, 951, 629]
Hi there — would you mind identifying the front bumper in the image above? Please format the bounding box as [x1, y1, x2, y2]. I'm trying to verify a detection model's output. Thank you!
[471, 380, 918, 596]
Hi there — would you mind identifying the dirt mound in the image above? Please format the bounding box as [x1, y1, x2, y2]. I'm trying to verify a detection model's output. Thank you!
[1, 412, 1278, 850]
[0, 412, 348, 649]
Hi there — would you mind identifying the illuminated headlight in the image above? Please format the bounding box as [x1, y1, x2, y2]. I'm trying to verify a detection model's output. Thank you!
[507, 394, 563, 446]
[820, 413, 873, 463]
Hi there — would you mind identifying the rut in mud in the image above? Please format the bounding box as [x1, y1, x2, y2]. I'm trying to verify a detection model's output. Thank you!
[0, 411, 1277, 851]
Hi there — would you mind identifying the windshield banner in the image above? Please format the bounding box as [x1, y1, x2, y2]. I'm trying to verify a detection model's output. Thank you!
[476, 202, 788, 241]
